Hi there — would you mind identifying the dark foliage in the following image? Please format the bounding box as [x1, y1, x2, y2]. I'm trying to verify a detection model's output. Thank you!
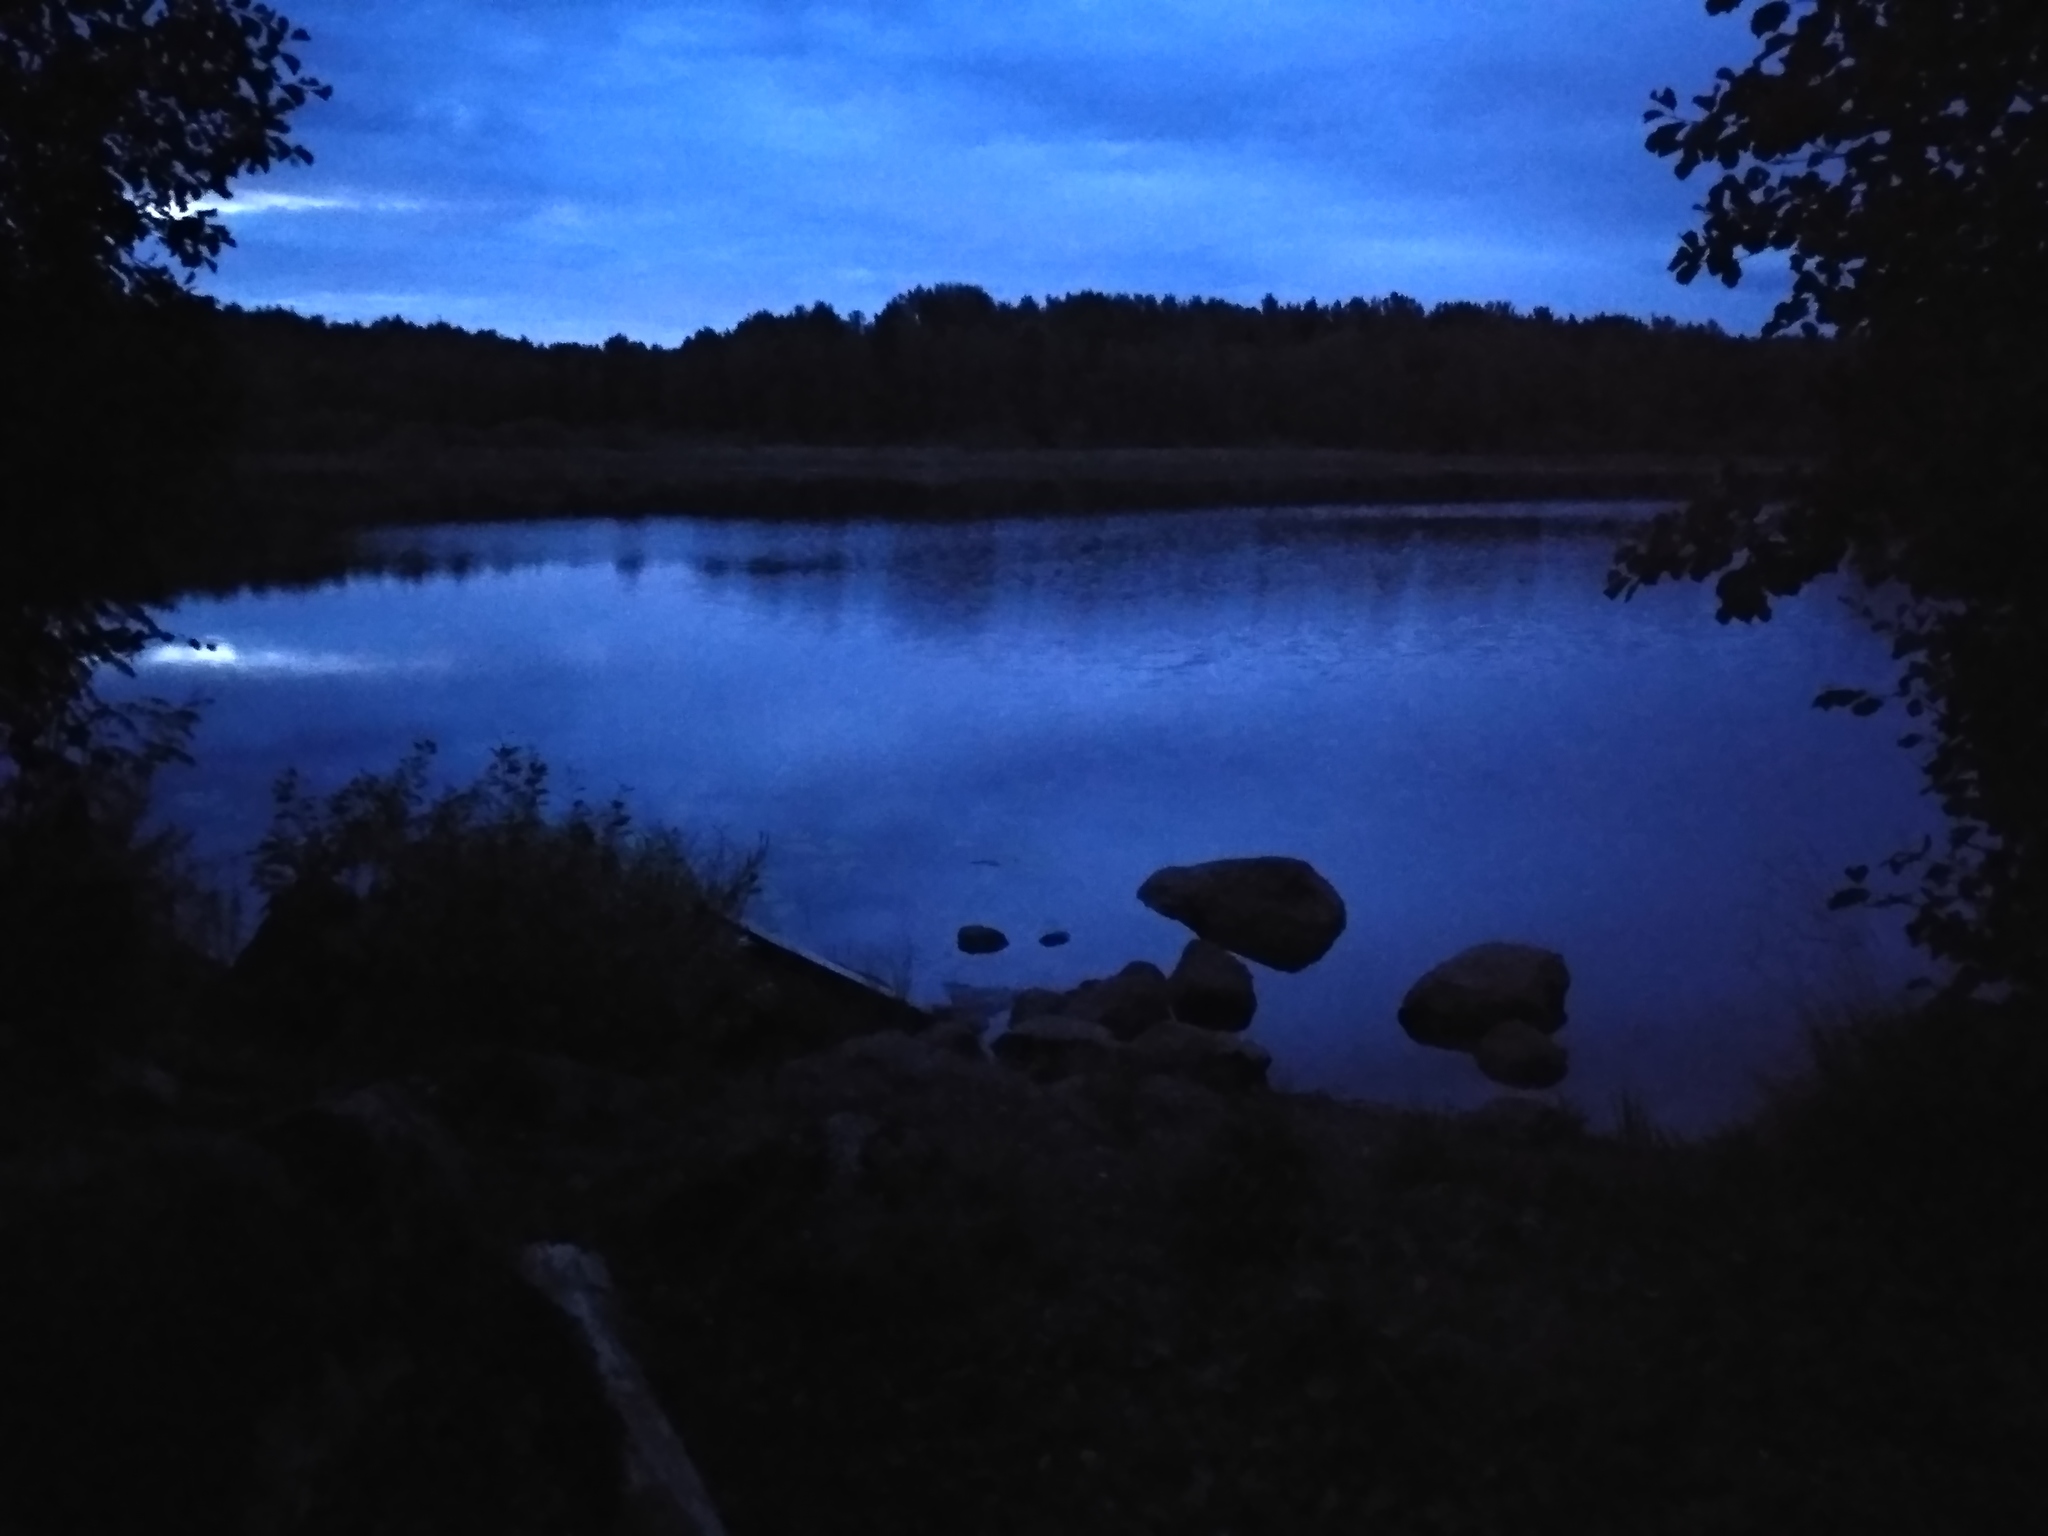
[1, 1, 329, 769]
[220, 286, 1830, 458]
[236, 743, 767, 1075]
[1613, 0, 2048, 992]
[0, 0, 329, 304]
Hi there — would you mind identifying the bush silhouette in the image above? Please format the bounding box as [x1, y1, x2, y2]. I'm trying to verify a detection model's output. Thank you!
[239, 742, 766, 1074]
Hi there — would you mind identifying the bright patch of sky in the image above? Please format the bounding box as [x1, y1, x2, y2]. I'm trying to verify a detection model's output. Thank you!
[193, 0, 1788, 342]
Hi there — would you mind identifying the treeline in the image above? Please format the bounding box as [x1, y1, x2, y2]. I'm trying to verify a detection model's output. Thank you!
[223, 285, 1831, 458]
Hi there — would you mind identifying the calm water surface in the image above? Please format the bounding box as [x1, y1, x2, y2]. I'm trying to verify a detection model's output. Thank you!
[134, 505, 1937, 1133]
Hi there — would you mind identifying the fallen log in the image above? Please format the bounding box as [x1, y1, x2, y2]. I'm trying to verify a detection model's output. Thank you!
[519, 1242, 729, 1536]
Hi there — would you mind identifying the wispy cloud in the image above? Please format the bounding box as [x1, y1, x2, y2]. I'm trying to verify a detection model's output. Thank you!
[194, 189, 431, 217]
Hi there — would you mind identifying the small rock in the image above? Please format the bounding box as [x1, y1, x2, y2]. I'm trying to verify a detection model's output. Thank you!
[957, 924, 1009, 955]
[1473, 1020, 1569, 1090]
[1136, 856, 1347, 972]
[1399, 942, 1571, 1050]
[1167, 939, 1258, 1031]
[991, 1015, 1120, 1082]
[1063, 961, 1173, 1041]
[1039, 930, 1071, 947]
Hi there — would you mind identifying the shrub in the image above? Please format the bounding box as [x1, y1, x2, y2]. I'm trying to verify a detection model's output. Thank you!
[0, 690, 225, 1066]
[245, 741, 766, 1072]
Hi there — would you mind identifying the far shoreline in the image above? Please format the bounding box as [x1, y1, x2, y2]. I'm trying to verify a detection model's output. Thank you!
[234, 438, 1803, 529]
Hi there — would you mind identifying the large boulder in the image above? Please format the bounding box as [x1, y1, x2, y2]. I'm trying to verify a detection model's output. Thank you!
[991, 1015, 1120, 1082]
[1128, 1020, 1272, 1092]
[1473, 1020, 1569, 1090]
[1397, 942, 1571, 1050]
[1137, 856, 1347, 972]
[1062, 961, 1174, 1041]
[1167, 939, 1258, 1031]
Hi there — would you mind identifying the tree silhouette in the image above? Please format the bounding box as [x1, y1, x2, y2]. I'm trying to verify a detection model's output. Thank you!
[1611, 0, 2048, 991]
[1, 0, 329, 770]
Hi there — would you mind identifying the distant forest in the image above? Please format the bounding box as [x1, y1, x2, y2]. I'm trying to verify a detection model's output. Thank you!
[223, 285, 1831, 458]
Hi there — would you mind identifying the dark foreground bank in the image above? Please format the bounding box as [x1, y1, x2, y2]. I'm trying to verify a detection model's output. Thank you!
[2, 749, 2042, 1534]
[5, 975, 2044, 1536]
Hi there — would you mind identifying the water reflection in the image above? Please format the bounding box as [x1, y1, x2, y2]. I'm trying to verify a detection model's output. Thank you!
[131, 505, 1935, 1133]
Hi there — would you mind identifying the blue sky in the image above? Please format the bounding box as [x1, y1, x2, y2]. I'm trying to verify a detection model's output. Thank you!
[194, 0, 1785, 343]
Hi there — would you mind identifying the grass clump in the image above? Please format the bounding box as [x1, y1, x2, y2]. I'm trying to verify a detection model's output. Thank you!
[237, 741, 766, 1075]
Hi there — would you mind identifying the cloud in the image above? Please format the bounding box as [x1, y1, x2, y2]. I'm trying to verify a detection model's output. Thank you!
[198, 0, 1787, 339]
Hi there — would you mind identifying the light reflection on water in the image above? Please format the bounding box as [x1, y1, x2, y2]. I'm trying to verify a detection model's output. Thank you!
[127, 504, 1936, 1133]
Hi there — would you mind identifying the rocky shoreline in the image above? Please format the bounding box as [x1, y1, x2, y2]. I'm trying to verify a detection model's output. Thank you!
[954, 855, 1573, 1097]
[4, 849, 2041, 1533]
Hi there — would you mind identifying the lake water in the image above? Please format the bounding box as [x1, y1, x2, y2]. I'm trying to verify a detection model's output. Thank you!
[131, 504, 1938, 1133]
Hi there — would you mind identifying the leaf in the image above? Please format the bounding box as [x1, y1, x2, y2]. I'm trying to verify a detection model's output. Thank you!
[1750, 1, 1791, 38]
[1849, 697, 1883, 717]
[1827, 887, 1871, 910]
[1844, 864, 1869, 883]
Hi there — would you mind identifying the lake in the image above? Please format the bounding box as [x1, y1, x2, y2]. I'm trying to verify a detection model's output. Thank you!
[130, 504, 1937, 1133]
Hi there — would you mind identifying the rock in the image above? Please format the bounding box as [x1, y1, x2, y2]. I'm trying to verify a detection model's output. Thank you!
[1039, 930, 1071, 947]
[1473, 1020, 1570, 1090]
[1136, 856, 1347, 972]
[1398, 942, 1571, 1049]
[991, 1015, 1120, 1082]
[957, 923, 1009, 955]
[1009, 987, 1067, 1027]
[1063, 961, 1174, 1041]
[1167, 939, 1258, 1031]
[1127, 1020, 1272, 1092]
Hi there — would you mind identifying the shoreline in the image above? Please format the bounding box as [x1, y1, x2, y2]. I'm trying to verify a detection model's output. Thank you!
[233, 440, 1803, 528]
